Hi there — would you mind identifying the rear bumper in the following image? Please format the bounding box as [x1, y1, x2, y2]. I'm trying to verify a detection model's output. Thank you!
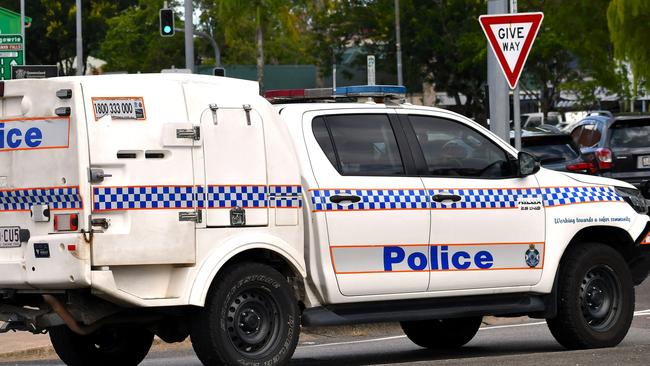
[0, 233, 91, 290]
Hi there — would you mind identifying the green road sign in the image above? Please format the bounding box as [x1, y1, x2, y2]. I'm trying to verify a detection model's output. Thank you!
[0, 34, 24, 80]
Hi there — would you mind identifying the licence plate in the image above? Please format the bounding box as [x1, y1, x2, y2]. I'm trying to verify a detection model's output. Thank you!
[641, 156, 650, 168]
[0, 226, 20, 248]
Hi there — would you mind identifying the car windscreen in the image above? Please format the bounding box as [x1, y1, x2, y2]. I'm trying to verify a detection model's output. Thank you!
[520, 136, 580, 164]
[609, 120, 650, 148]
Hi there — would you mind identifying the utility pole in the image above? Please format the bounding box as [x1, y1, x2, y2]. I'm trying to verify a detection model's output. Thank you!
[394, 0, 403, 86]
[487, 0, 509, 142]
[184, 1, 194, 72]
[76, 0, 83, 75]
[20, 0, 25, 64]
[511, 0, 522, 150]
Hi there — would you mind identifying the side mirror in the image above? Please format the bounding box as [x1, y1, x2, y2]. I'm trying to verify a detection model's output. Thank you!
[518, 151, 541, 177]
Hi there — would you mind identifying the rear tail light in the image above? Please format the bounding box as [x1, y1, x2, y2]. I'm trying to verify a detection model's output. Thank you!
[595, 148, 613, 170]
[54, 213, 79, 232]
[566, 162, 598, 174]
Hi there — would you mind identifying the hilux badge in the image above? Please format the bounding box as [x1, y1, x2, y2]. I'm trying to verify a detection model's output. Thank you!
[525, 244, 540, 268]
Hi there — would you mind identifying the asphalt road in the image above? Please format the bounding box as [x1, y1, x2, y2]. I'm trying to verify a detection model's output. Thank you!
[4, 280, 650, 366]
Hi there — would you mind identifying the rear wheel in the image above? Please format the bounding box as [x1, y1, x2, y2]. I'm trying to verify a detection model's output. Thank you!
[190, 263, 300, 366]
[400, 316, 482, 349]
[547, 243, 634, 349]
[49, 325, 154, 366]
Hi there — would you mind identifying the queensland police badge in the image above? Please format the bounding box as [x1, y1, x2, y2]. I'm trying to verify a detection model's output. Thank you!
[525, 244, 540, 268]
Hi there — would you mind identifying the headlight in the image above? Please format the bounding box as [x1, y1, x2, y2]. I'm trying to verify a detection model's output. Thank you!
[616, 187, 648, 214]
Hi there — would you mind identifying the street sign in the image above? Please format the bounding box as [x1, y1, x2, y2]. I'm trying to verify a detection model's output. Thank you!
[11, 65, 58, 79]
[0, 34, 23, 80]
[367, 55, 376, 86]
[479, 12, 543, 89]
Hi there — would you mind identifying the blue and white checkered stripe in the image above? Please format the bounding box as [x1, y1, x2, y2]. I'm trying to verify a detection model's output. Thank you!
[205, 185, 267, 208]
[311, 186, 623, 211]
[93, 186, 196, 211]
[311, 189, 429, 211]
[269, 186, 302, 208]
[0, 187, 82, 211]
[541, 186, 623, 207]
[429, 188, 539, 209]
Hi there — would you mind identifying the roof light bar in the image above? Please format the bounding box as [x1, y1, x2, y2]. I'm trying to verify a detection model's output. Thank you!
[264, 85, 407, 103]
[335, 85, 406, 97]
[264, 88, 333, 101]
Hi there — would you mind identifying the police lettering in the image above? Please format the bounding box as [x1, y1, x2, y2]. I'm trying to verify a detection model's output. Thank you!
[0, 123, 43, 149]
[383, 245, 494, 271]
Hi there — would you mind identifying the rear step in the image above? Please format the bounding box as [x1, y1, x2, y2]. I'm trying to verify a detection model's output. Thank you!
[302, 293, 550, 326]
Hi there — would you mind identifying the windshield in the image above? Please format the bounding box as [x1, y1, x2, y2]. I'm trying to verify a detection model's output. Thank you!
[609, 122, 650, 148]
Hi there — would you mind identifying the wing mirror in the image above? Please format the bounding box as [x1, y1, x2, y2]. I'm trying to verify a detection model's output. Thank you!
[518, 151, 541, 177]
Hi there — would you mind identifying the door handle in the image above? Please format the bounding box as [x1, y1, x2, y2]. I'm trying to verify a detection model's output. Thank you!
[431, 194, 462, 202]
[329, 195, 361, 204]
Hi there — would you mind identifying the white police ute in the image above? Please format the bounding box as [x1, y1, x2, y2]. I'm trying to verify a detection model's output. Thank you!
[0, 74, 648, 366]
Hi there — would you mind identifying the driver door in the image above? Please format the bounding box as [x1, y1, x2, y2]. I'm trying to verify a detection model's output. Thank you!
[398, 112, 546, 292]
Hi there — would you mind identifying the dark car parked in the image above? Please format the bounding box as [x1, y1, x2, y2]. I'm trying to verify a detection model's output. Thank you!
[512, 132, 596, 174]
[568, 115, 650, 197]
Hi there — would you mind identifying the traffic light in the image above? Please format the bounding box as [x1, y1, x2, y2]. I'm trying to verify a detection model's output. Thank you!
[213, 67, 226, 77]
[159, 8, 175, 37]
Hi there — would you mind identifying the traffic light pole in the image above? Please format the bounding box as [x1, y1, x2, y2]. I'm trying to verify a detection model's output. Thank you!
[175, 28, 221, 67]
[184, 1, 194, 72]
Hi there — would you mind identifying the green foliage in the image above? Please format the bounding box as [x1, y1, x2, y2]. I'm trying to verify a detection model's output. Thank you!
[99, 0, 185, 73]
[608, 0, 650, 88]
[198, 0, 314, 89]
[0, 0, 131, 75]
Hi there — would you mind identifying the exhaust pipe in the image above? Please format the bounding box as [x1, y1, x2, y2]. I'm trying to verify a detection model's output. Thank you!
[42, 295, 99, 336]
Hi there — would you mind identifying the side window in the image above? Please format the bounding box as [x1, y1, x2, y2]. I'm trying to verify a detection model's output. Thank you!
[582, 124, 602, 147]
[409, 115, 515, 178]
[570, 125, 584, 146]
[312, 114, 405, 176]
[312, 117, 338, 169]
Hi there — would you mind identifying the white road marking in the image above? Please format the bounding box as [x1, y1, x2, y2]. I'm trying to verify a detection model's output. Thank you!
[299, 308, 650, 349]
[299, 335, 407, 348]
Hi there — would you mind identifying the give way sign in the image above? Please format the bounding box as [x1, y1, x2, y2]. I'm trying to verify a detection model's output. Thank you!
[479, 12, 544, 89]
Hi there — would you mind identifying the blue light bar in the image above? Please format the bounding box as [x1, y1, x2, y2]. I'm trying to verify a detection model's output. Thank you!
[335, 85, 407, 97]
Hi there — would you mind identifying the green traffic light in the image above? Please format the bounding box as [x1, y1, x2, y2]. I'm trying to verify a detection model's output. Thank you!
[164, 25, 172, 34]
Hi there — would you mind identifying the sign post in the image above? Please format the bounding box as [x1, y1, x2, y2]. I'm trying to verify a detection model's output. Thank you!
[479, 11, 543, 148]
[367, 55, 376, 86]
[0, 34, 24, 80]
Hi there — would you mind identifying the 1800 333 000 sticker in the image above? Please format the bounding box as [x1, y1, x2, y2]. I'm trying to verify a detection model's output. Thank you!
[92, 97, 146, 121]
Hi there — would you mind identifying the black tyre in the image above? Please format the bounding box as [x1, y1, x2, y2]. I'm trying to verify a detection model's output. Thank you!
[190, 263, 300, 366]
[547, 243, 634, 349]
[400, 316, 482, 349]
[49, 325, 154, 366]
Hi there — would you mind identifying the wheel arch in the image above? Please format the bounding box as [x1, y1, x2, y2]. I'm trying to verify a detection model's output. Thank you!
[565, 225, 636, 262]
[188, 237, 306, 307]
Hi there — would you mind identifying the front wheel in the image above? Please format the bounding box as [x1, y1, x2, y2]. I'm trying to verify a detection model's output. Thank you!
[401, 316, 482, 349]
[190, 263, 300, 366]
[547, 243, 634, 349]
[49, 325, 154, 366]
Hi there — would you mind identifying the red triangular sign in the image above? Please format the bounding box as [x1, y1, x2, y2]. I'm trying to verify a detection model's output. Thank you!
[479, 12, 544, 89]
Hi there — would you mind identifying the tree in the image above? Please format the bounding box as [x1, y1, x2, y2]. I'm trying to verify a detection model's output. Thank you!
[608, 0, 650, 105]
[0, 0, 131, 75]
[199, 0, 305, 91]
[312, 0, 489, 121]
[98, 0, 185, 73]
